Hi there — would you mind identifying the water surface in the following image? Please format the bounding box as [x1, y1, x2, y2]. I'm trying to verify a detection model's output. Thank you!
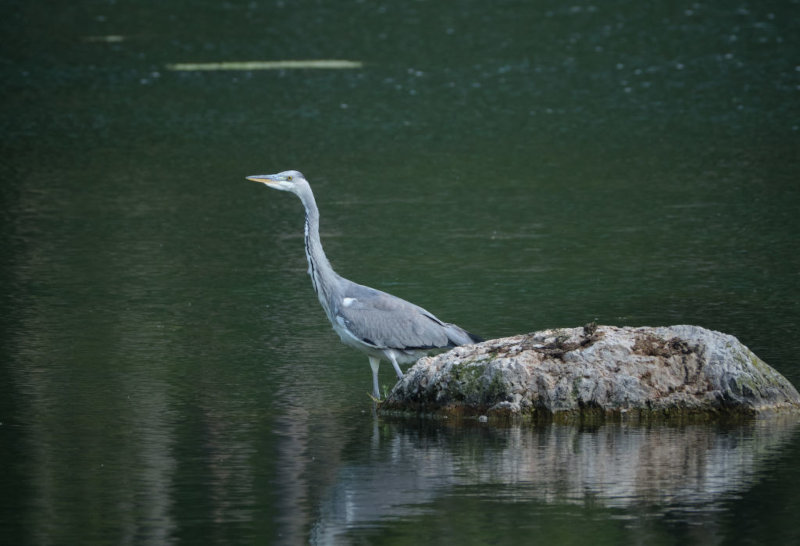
[2, 0, 799, 544]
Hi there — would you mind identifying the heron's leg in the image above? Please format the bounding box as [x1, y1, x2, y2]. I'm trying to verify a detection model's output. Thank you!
[388, 353, 404, 379]
[369, 357, 381, 399]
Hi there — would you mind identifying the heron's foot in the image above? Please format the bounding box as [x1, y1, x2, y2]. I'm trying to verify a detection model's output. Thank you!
[367, 392, 383, 404]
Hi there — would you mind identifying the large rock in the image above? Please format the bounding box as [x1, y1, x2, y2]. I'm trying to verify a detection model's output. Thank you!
[380, 325, 800, 421]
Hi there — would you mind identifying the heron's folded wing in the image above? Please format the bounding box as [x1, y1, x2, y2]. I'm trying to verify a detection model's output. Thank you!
[335, 289, 451, 350]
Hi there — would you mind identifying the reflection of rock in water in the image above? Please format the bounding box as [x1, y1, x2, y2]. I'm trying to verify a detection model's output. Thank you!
[310, 418, 799, 544]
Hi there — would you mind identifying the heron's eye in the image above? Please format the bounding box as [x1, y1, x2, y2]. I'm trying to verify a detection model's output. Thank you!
[287, 175, 293, 181]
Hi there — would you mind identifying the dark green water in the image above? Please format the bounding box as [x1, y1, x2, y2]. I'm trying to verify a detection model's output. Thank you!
[2, 1, 799, 544]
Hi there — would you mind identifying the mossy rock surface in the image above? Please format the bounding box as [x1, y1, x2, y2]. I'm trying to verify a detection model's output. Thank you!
[379, 325, 800, 422]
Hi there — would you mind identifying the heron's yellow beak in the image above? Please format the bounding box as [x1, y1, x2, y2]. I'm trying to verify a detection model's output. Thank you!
[246, 175, 276, 184]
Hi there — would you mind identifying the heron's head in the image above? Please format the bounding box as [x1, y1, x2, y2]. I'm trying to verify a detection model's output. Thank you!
[246, 170, 308, 193]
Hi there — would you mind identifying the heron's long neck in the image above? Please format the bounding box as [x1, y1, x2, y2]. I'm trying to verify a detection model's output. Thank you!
[301, 193, 339, 316]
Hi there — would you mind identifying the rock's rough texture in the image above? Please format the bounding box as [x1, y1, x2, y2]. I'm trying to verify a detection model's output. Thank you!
[380, 325, 800, 420]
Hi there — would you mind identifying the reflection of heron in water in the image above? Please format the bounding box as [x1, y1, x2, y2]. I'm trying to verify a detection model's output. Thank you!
[247, 170, 482, 399]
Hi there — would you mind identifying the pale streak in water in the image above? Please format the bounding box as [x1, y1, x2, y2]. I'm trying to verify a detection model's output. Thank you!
[83, 35, 126, 42]
[165, 60, 363, 71]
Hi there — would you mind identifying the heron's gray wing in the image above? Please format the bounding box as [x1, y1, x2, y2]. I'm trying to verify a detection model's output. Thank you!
[335, 284, 453, 350]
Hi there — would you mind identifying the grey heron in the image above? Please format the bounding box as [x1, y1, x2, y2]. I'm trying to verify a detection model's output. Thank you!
[247, 170, 482, 400]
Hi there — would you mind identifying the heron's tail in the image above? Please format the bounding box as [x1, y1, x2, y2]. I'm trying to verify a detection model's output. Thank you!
[445, 324, 484, 346]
